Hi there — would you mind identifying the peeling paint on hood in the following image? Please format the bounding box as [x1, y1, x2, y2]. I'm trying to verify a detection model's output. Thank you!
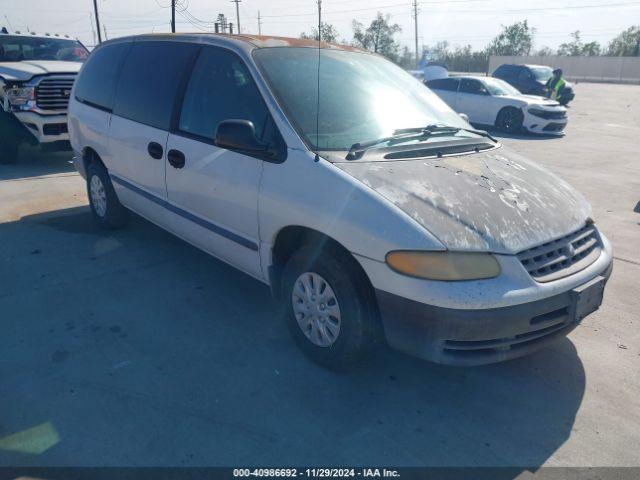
[335, 148, 592, 254]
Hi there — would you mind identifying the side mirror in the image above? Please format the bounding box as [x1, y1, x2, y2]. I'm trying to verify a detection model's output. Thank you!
[459, 113, 470, 122]
[215, 119, 267, 154]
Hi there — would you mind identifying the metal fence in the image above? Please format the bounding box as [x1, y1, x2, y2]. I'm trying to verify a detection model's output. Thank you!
[488, 55, 640, 84]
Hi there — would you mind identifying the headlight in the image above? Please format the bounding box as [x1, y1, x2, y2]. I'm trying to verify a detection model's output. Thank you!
[5, 86, 35, 111]
[528, 108, 551, 119]
[385, 251, 501, 281]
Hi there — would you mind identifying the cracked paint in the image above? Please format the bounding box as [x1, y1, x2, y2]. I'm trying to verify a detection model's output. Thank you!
[335, 148, 591, 254]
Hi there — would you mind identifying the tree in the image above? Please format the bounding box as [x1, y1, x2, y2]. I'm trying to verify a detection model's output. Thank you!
[486, 20, 535, 56]
[534, 46, 555, 56]
[582, 41, 602, 56]
[300, 22, 340, 43]
[557, 31, 583, 56]
[557, 31, 602, 56]
[607, 25, 640, 56]
[396, 45, 415, 69]
[352, 13, 402, 61]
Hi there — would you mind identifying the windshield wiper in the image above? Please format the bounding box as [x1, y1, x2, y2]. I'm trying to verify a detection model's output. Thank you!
[394, 124, 497, 142]
[346, 124, 496, 160]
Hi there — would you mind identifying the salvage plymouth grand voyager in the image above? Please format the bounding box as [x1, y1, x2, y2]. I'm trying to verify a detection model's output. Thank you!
[68, 34, 613, 368]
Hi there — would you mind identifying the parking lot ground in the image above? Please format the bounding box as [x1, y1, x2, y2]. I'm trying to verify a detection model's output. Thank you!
[0, 82, 639, 469]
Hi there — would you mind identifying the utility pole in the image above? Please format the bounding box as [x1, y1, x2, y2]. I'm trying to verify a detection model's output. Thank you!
[257, 10, 262, 35]
[171, 0, 176, 33]
[89, 12, 96, 46]
[93, 0, 102, 43]
[231, 0, 241, 34]
[3, 15, 13, 32]
[412, 0, 419, 68]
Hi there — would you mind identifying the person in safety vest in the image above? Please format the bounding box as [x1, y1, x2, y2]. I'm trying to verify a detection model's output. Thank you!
[546, 69, 568, 104]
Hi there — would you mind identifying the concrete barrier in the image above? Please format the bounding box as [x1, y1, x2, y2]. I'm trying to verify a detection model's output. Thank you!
[488, 56, 640, 84]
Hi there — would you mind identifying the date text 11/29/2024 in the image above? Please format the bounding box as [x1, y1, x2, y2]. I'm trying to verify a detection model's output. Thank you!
[233, 469, 400, 478]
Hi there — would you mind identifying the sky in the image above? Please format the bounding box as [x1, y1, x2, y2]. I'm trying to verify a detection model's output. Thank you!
[1, 0, 639, 51]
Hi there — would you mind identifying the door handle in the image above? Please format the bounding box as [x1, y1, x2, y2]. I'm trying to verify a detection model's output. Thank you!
[167, 149, 186, 169]
[147, 141, 163, 160]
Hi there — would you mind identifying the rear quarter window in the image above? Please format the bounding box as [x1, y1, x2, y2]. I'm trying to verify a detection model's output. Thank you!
[426, 78, 459, 91]
[112, 41, 198, 130]
[74, 42, 131, 110]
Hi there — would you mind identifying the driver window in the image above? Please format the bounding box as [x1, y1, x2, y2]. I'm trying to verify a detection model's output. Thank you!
[179, 47, 270, 142]
[460, 79, 488, 95]
[518, 69, 531, 80]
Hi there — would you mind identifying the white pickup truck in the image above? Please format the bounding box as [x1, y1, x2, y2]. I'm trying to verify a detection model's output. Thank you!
[0, 31, 88, 163]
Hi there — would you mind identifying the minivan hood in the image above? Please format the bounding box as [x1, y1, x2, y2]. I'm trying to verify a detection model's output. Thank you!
[0, 61, 81, 82]
[335, 148, 591, 254]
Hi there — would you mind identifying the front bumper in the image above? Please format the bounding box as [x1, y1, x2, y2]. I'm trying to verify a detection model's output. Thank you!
[373, 255, 613, 366]
[524, 112, 568, 136]
[13, 111, 69, 144]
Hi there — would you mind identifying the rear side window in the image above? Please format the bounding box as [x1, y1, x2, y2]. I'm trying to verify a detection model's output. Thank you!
[178, 47, 270, 141]
[113, 41, 198, 130]
[494, 65, 517, 78]
[74, 42, 130, 110]
[427, 78, 459, 91]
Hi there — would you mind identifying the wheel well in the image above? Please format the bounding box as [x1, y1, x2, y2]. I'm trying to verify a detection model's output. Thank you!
[269, 227, 378, 310]
[495, 105, 523, 125]
[82, 146, 105, 171]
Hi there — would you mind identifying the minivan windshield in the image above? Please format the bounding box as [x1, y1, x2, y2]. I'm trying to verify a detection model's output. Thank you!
[531, 66, 553, 82]
[253, 47, 469, 150]
[0, 35, 89, 62]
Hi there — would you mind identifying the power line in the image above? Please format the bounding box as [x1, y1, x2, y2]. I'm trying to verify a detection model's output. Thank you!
[255, 0, 640, 19]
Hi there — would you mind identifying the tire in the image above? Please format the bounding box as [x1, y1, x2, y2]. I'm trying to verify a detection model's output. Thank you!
[86, 161, 129, 229]
[281, 244, 378, 370]
[495, 107, 524, 133]
[0, 138, 19, 164]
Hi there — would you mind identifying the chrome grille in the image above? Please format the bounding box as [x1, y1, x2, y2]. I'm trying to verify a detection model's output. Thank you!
[517, 224, 602, 282]
[35, 75, 76, 111]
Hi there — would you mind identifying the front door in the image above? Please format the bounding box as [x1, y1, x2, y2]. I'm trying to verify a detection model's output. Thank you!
[456, 78, 493, 125]
[165, 46, 274, 280]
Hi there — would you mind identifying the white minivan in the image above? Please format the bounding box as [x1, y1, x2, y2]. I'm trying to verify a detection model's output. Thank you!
[68, 34, 613, 368]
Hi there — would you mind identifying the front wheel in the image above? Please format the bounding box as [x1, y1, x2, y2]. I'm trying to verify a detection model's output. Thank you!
[495, 107, 524, 133]
[282, 244, 378, 370]
[86, 162, 129, 229]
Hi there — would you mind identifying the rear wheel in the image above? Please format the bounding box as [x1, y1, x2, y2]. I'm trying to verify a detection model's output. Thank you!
[86, 162, 129, 229]
[282, 244, 378, 370]
[495, 107, 524, 133]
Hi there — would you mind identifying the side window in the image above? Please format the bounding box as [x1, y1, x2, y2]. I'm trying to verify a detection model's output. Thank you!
[113, 41, 198, 130]
[179, 47, 270, 141]
[427, 78, 458, 91]
[495, 65, 516, 78]
[74, 42, 131, 110]
[518, 68, 532, 80]
[459, 79, 488, 95]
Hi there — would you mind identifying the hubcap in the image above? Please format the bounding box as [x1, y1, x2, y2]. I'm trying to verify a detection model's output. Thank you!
[90, 175, 107, 218]
[291, 272, 341, 347]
